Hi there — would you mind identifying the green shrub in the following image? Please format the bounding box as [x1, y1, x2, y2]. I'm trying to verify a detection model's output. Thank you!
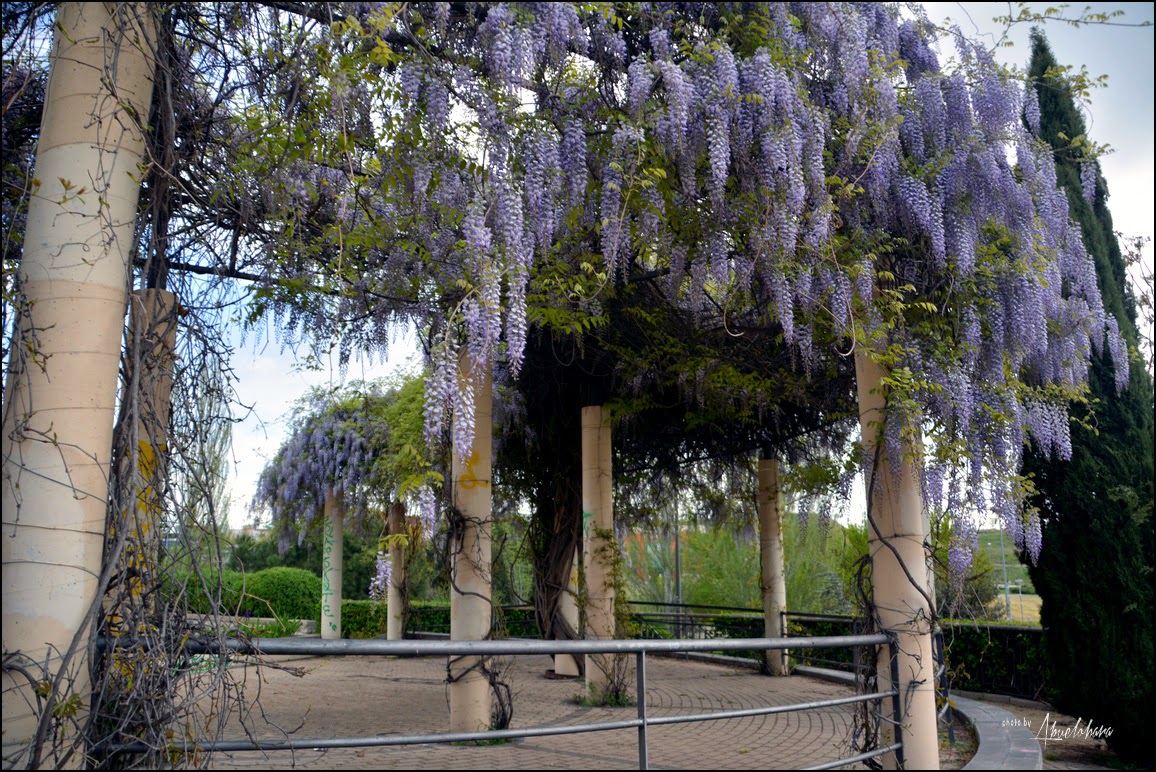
[240, 617, 302, 637]
[342, 600, 388, 638]
[162, 569, 244, 615]
[238, 567, 321, 621]
[407, 601, 451, 634]
[942, 623, 1048, 701]
[494, 606, 538, 638]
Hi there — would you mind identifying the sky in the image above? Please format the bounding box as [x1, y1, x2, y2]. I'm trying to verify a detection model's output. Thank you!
[222, 3, 1156, 531]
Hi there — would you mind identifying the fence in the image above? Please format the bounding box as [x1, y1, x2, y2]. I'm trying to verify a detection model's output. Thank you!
[99, 634, 903, 770]
[626, 603, 1046, 702]
[626, 603, 860, 671]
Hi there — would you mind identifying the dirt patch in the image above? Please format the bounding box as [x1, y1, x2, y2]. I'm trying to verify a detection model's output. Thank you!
[939, 710, 978, 769]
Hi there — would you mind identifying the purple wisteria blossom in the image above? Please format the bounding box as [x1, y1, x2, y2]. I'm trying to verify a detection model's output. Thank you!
[247, 3, 1128, 564]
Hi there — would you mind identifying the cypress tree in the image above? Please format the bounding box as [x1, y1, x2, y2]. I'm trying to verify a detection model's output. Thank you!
[1023, 29, 1154, 760]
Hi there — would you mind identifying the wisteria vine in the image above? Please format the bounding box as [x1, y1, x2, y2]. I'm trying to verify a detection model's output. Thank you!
[238, 3, 1131, 573]
[251, 386, 437, 551]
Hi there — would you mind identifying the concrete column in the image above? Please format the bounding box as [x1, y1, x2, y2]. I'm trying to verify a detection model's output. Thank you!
[581, 405, 618, 697]
[321, 491, 344, 639]
[386, 502, 406, 641]
[758, 456, 788, 676]
[855, 350, 939, 770]
[554, 546, 581, 677]
[2, 3, 156, 755]
[450, 353, 493, 732]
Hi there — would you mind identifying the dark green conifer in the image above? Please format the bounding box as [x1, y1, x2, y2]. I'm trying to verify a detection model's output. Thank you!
[1023, 29, 1154, 761]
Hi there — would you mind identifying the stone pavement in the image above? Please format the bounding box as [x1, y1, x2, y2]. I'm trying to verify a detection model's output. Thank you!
[209, 654, 870, 770]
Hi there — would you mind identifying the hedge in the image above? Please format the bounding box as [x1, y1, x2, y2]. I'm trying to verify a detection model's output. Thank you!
[645, 611, 1048, 701]
[164, 567, 320, 623]
[340, 600, 388, 639]
[404, 604, 538, 637]
[941, 623, 1049, 701]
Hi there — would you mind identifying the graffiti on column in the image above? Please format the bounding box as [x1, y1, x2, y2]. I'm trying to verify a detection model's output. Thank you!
[460, 450, 489, 489]
[323, 511, 336, 633]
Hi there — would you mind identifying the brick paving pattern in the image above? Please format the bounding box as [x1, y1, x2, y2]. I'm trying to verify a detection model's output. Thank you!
[209, 655, 870, 770]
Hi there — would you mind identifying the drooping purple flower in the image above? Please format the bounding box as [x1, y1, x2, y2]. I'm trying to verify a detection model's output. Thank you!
[628, 58, 653, 117]
[948, 515, 978, 579]
[1104, 316, 1130, 392]
[369, 552, 392, 600]
[1023, 81, 1040, 135]
[898, 19, 939, 80]
[561, 120, 587, 208]
[1080, 161, 1097, 204]
[649, 27, 671, 60]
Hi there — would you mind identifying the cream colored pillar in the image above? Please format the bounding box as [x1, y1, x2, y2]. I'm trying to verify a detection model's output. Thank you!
[386, 502, 406, 641]
[758, 456, 788, 676]
[1, 2, 156, 755]
[449, 354, 493, 732]
[321, 491, 344, 639]
[855, 350, 938, 770]
[581, 406, 618, 698]
[554, 546, 581, 677]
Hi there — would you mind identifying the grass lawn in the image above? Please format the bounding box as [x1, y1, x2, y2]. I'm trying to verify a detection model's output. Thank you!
[977, 529, 1035, 594]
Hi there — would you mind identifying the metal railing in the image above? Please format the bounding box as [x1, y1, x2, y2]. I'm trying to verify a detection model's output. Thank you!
[99, 633, 903, 770]
[627, 600, 761, 643]
[934, 626, 955, 745]
[625, 603, 863, 672]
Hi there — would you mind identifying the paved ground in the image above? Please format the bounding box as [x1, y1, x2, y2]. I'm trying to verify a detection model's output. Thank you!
[208, 654, 873, 770]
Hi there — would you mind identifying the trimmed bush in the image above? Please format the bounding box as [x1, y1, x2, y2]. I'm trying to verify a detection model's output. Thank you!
[407, 601, 451, 634]
[401, 604, 538, 638]
[238, 567, 321, 622]
[494, 606, 538, 638]
[341, 600, 388, 638]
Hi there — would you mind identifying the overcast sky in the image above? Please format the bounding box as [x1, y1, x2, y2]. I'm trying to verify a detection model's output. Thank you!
[223, 3, 1155, 530]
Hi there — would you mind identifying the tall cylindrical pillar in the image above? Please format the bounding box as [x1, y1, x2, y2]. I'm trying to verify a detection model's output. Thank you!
[449, 353, 493, 732]
[758, 456, 788, 676]
[321, 491, 344, 639]
[855, 350, 939, 770]
[2, 3, 156, 756]
[581, 405, 618, 698]
[386, 502, 406, 641]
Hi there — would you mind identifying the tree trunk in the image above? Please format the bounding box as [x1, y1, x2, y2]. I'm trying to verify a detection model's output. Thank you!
[449, 352, 493, 732]
[553, 546, 582, 676]
[854, 350, 938, 770]
[1, 3, 156, 761]
[529, 455, 583, 675]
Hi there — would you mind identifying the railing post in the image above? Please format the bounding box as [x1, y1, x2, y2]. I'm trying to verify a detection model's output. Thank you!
[887, 633, 905, 768]
[935, 626, 954, 745]
[636, 650, 648, 770]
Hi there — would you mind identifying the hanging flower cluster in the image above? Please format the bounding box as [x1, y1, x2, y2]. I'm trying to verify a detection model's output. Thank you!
[241, 4, 1130, 568]
[368, 551, 392, 600]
